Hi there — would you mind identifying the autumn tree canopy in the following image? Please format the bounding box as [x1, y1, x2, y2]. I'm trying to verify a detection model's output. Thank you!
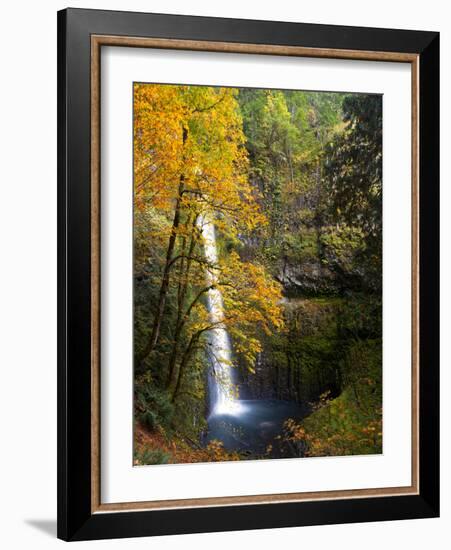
[134, 84, 284, 401]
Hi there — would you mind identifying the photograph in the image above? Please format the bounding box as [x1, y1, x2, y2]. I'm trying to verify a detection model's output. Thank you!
[133, 82, 383, 465]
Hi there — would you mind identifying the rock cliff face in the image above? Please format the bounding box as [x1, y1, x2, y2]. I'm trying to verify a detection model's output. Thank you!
[239, 297, 344, 405]
[235, 227, 379, 408]
[277, 258, 338, 296]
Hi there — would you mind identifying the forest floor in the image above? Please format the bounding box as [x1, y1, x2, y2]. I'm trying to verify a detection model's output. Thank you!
[134, 423, 205, 465]
[134, 423, 241, 465]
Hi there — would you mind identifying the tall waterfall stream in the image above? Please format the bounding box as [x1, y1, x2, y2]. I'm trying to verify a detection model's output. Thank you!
[199, 216, 308, 457]
[198, 215, 246, 416]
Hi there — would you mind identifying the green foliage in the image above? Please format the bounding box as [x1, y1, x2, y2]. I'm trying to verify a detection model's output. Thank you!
[282, 338, 382, 457]
[135, 381, 174, 431]
[237, 89, 346, 247]
[170, 354, 209, 439]
[320, 224, 365, 273]
[323, 94, 382, 290]
[134, 447, 171, 466]
[283, 230, 319, 263]
[337, 294, 382, 340]
[341, 339, 382, 406]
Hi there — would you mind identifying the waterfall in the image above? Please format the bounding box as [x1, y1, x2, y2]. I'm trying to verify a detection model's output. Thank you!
[198, 215, 245, 417]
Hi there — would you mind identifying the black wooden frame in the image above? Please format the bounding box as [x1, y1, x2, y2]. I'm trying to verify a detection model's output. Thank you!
[57, 7, 439, 541]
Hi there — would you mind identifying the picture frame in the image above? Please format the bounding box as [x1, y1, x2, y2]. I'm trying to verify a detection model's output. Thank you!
[57, 7, 439, 541]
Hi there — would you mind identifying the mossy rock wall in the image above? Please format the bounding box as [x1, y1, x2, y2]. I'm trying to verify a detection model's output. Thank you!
[240, 297, 344, 404]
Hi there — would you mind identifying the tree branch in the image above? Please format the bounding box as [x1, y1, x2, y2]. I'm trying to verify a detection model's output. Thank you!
[192, 93, 227, 113]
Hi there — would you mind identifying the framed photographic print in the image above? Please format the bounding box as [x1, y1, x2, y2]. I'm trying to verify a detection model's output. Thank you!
[57, 8, 439, 541]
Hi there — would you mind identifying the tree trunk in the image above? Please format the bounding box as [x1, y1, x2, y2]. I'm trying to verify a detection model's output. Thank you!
[169, 331, 199, 401]
[166, 217, 198, 386]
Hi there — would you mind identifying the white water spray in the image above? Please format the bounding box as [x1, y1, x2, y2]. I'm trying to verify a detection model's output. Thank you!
[198, 215, 246, 417]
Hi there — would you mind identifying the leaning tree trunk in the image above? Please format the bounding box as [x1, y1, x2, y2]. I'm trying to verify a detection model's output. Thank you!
[166, 217, 199, 386]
